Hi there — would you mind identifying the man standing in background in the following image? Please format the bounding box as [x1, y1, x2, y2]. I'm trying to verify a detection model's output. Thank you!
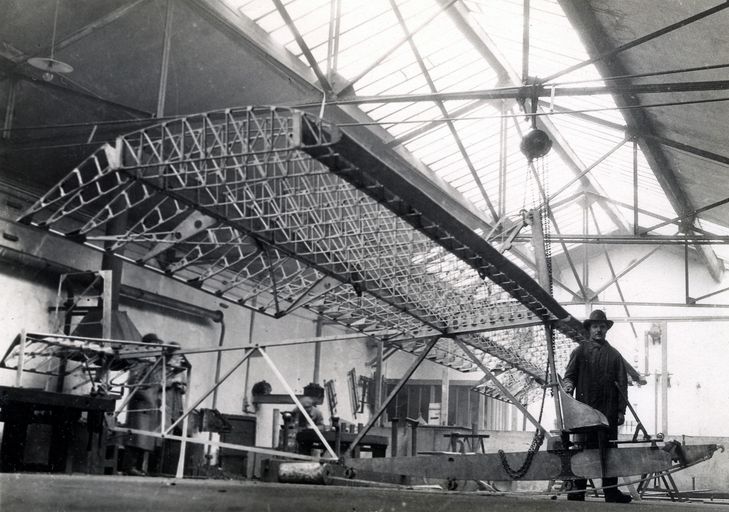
[563, 310, 631, 504]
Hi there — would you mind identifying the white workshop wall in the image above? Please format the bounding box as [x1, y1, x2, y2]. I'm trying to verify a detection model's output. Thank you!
[0, 263, 58, 389]
[549, 244, 729, 437]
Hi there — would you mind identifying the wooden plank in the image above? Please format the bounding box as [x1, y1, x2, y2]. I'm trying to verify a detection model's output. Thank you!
[252, 393, 302, 405]
[341, 451, 562, 481]
[572, 447, 672, 479]
[340, 444, 721, 481]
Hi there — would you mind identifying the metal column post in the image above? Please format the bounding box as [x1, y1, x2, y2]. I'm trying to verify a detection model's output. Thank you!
[583, 194, 589, 302]
[313, 316, 323, 384]
[374, 337, 384, 426]
[175, 365, 193, 478]
[684, 239, 690, 304]
[156, 0, 173, 118]
[633, 139, 639, 235]
[98, 270, 114, 343]
[521, 0, 530, 82]
[440, 364, 449, 426]
[2, 77, 17, 140]
[661, 322, 668, 436]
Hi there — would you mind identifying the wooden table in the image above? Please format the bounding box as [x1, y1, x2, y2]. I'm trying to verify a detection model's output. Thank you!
[0, 386, 116, 472]
[442, 432, 490, 454]
[295, 429, 389, 458]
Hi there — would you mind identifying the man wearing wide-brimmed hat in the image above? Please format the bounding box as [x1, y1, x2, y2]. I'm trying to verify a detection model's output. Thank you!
[563, 310, 632, 504]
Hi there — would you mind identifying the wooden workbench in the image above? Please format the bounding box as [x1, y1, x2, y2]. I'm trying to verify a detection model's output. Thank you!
[0, 385, 116, 473]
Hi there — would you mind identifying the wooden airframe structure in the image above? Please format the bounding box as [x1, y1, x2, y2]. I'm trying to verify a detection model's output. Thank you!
[14, 106, 720, 487]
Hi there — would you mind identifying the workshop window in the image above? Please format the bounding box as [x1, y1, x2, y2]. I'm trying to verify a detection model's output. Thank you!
[447, 386, 481, 428]
[385, 381, 485, 428]
[385, 383, 441, 422]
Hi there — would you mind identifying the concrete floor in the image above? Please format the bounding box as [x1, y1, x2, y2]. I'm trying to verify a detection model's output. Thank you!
[1, 474, 728, 512]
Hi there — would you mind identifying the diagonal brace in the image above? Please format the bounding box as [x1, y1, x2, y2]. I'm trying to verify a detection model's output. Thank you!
[259, 348, 338, 459]
[455, 339, 553, 437]
[342, 337, 439, 458]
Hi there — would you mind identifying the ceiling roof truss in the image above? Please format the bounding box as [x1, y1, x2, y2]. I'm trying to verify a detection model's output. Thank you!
[271, 0, 333, 96]
[390, 0, 498, 222]
[438, 0, 631, 265]
[557, 0, 725, 282]
[588, 202, 637, 337]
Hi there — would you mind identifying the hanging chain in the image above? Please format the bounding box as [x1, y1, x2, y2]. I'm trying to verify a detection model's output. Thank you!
[497, 426, 545, 480]
[499, 156, 554, 480]
[497, 366, 549, 479]
[540, 157, 553, 295]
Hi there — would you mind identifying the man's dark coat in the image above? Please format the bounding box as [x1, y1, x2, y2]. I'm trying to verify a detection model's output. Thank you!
[564, 339, 628, 430]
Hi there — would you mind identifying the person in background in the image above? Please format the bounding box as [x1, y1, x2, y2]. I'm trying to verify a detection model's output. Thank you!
[288, 395, 325, 455]
[121, 334, 189, 476]
[562, 310, 631, 504]
[292, 395, 324, 430]
[161, 341, 189, 434]
[121, 333, 162, 476]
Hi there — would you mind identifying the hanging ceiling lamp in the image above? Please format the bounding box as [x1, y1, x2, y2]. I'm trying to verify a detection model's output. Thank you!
[27, 0, 73, 81]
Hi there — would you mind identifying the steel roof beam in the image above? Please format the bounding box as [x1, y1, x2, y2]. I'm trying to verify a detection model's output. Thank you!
[517, 235, 729, 245]
[390, 0, 498, 222]
[188, 0, 321, 92]
[335, 0, 459, 97]
[545, 1, 729, 84]
[586, 192, 711, 237]
[271, 0, 333, 96]
[518, 146, 586, 297]
[324, 0, 341, 84]
[26, 0, 149, 63]
[645, 133, 729, 167]
[558, 0, 724, 282]
[388, 99, 494, 147]
[589, 203, 637, 337]
[537, 100, 625, 131]
[534, 111, 629, 233]
[313, 80, 729, 105]
[564, 300, 729, 308]
[441, 0, 628, 233]
[594, 315, 729, 323]
[589, 245, 660, 301]
[193, 0, 498, 247]
[642, 195, 729, 234]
